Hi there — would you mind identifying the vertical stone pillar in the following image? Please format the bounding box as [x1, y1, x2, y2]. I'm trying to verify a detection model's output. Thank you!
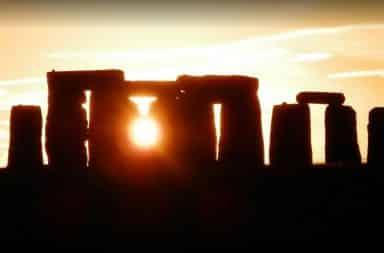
[46, 86, 87, 170]
[180, 96, 216, 169]
[88, 85, 134, 173]
[269, 103, 312, 170]
[8, 105, 43, 170]
[220, 78, 264, 168]
[177, 76, 217, 171]
[368, 108, 384, 169]
[151, 94, 184, 167]
[325, 105, 361, 165]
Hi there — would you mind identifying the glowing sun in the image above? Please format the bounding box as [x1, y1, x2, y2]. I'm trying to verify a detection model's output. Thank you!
[130, 117, 159, 148]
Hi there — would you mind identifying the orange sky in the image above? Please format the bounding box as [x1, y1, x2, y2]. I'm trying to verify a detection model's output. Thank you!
[1, 1, 384, 166]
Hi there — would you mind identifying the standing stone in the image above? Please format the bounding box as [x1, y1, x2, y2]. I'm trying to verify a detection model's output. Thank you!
[46, 88, 87, 170]
[176, 76, 223, 170]
[179, 95, 216, 170]
[325, 105, 361, 165]
[46, 70, 125, 174]
[88, 86, 134, 174]
[8, 105, 43, 170]
[219, 77, 264, 169]
[177, 75, 264, 171]
[270, 103, 312, 170]
[367, 107, 384, 169]
[151, 94, 184, 166]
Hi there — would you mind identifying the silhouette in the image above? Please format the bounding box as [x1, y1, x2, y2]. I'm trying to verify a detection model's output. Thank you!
[89, 83, 134, 181]
[296, 91, 361, 166]
[177, 75, 264, 169]
[0, 68, 377, 243]
[297, 92, 345, 105]
[368, 107, 384, 169]
[128, 81, 186, 179]
[7, 105, 43, 171]
[270, 103, 312, 170]
[325, 104, 361, 166]
[46, 70, 125, 175]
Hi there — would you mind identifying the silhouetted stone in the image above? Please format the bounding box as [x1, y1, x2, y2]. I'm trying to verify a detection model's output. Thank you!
[177, 75, 264, 170]
[88, 85, 134, 176]
[151, 95, 184, 164]
[179, 95, 216, 170]
[46, 89, 87, 170]
[7, 105, 43, 171]
[124, 81, 186, 183]
[297, 92, 345, 105]
[367, 107, 384, 169]
[325, 105, 361, 165]
[270, 103, 312, 170]
[46, 70, 124, 172]
[219, 79, 264, 168]
[176, 76, 217, 169]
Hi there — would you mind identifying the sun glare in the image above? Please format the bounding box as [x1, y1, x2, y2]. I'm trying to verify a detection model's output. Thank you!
[129, 96, 157, 116]
[129, 96, 159, 148]
[130, 117, 159, 148]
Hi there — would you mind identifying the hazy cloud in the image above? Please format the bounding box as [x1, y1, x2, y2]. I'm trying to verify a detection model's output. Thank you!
[0, 77, 45, 86]
[328, 69, 384, 79]
[292, 52, 332, 63]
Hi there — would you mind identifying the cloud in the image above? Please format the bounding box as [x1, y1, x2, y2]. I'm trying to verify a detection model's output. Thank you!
[328, 69, 384, 79]
[238, 23, 384, 44]
[47, 23, 384, 67]
[292, 52, 332, 63]
[0, 77, 45, 86]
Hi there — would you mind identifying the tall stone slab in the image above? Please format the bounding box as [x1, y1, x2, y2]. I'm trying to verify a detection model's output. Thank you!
[7, 105, 43, 170]
[180, 95, 216, 170]
[88, 85, 134, 174]
[176, 76, 217, 171]
[270, 103, 312, 170]
[325, 105, 361, 165]
[177, 75, 264, 170]
[219, 77, 264, 169]
[46, 70, 124, 173]
[46, 87, 87, 170]
[150, 95, 184, 165]
[367, 107, 384, 169]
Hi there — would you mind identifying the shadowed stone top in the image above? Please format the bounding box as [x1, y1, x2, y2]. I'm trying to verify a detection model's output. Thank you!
[369, 107, 384, 124]
[177, 75, 259, 101]
[296, 92, 345, 105]
[47, 69, 125, 91]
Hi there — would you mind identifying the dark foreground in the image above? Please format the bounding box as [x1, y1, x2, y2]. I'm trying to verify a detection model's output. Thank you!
[0, 165, 380, 246]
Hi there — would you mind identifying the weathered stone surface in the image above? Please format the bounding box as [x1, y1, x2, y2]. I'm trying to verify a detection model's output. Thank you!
[297, 92, 345, 105]
[367, 107, 384, 168]
[270, 103, 312, 170]
[8, 105, 43, 170]
[325, 105, 361, 165]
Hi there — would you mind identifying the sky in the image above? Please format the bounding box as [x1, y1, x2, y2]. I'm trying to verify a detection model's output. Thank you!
[1, 1, 384, 166]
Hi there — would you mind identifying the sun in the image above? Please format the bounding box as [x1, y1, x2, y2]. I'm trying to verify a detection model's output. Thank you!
[130, 117, 159, 148]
